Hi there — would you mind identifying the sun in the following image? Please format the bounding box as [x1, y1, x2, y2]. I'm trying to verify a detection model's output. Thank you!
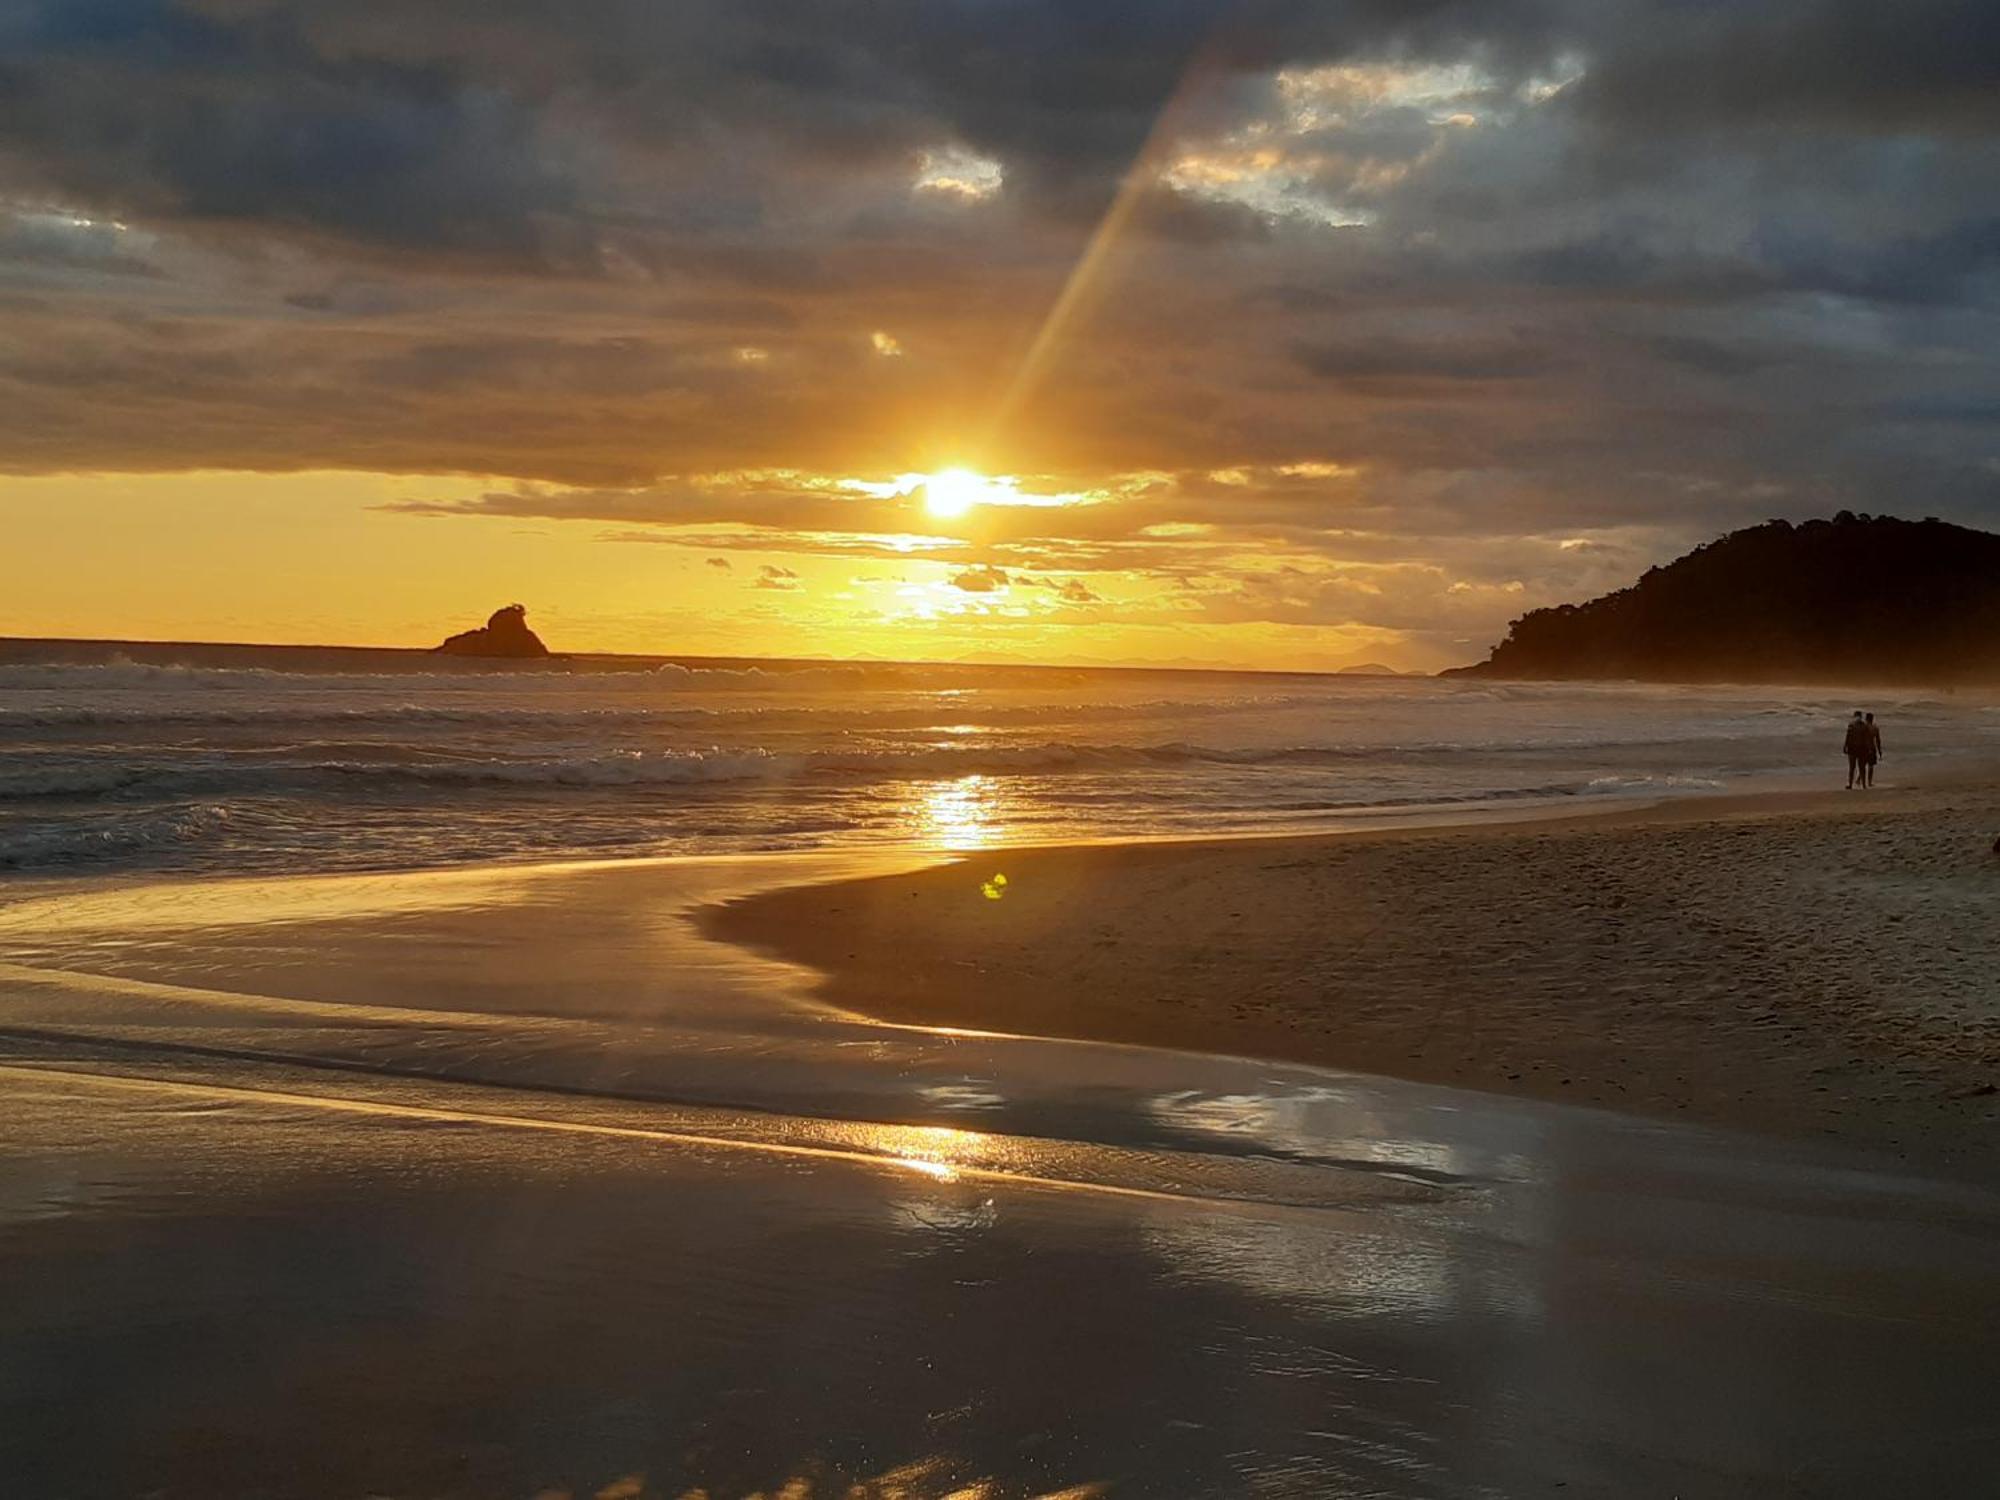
[923, 468, 989, 520]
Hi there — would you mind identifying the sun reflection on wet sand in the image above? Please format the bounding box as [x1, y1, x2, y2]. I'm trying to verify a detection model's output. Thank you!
[861, 1122, 983, 1183]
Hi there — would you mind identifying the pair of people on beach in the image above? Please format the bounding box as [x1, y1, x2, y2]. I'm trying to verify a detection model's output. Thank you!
[1843, 711, 1883, 789]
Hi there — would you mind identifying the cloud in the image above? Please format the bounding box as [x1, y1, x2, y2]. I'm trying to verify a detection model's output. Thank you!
[948, 565, 1010, 593]
[0, 0, 578, 261]
[1567, 1, 2000, 136]
[705, 556, 732, 569]
[0, 205, 161, 277]
[754, 563, 801, 591]
[1291, 334, 1568, 385]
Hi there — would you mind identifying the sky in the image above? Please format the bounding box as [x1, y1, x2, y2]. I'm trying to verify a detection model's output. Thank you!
[2, 0, 1997, 670]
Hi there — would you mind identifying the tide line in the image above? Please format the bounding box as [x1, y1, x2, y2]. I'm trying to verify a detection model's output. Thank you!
[0, 1061, 1423, 1215]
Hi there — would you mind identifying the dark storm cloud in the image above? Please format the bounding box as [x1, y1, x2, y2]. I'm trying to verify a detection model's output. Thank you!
[1292, 334, 1570, 384]
[1567, 0, 2000, 135]
[4, 0, 1991, 252]
[0, 0, 577, 258]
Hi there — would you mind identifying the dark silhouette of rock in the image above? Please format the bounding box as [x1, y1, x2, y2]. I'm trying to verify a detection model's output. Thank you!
[434, 604, 551, 659]
[1448, 514, 2000, 683]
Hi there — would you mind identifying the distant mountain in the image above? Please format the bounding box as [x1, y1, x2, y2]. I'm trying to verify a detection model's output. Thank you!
[434, 604, 551, 659]
[1336, 663, 1406, 677]
[1448, 514, 2000, 684]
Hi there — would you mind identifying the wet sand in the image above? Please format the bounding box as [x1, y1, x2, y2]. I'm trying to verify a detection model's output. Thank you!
[10, 1057, 1998, 1500]
[707, 782, 2000, 1177]
[5, 849, 2000, 1494]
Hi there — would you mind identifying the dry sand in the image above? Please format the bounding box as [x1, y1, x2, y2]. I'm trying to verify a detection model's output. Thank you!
[707, 782, 2000, 1176]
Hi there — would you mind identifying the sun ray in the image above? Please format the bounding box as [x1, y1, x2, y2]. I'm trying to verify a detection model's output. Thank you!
[980, 31, 1231, 458]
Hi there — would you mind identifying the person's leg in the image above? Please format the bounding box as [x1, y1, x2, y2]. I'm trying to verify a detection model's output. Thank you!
[1847, 754, 1858, 788]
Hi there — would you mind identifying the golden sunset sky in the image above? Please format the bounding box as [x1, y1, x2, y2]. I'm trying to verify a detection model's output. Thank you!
[3, 2, 1994, 669]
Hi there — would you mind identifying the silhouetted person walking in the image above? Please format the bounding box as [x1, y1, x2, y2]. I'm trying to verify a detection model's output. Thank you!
[1843, 711, 1870, 789]
[1862, 712, 1882, 788]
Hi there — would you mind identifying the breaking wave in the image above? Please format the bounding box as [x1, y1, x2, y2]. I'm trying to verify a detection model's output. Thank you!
[0, 741, 1766, 804]
[0, 804, 232, 870]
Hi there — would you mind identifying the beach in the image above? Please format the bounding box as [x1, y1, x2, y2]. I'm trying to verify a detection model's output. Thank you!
[7, 657, 2000, 1494]
[708, 781, 2000, 1177]
[5, 797, 2000, 1494]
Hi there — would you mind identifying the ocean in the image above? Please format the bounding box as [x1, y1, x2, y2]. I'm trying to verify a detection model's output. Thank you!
[5, 640, 1992, 878]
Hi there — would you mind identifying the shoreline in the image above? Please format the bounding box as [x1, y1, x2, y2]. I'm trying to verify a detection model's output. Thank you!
[704, 775, 2000, 1176]
[10, 769, 1998, 1174]
[0, 763, 1965, 905]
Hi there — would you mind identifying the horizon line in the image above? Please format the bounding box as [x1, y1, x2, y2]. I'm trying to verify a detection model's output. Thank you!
[0, 632, 1434, 681]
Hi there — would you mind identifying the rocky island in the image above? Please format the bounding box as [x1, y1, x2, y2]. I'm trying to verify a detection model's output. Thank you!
[434, 604, 552, 659]
[1450, 514, 2000, 684]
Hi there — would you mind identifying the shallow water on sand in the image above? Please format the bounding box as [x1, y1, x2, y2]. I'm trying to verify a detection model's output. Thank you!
[2, 856, 1998, 1498]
